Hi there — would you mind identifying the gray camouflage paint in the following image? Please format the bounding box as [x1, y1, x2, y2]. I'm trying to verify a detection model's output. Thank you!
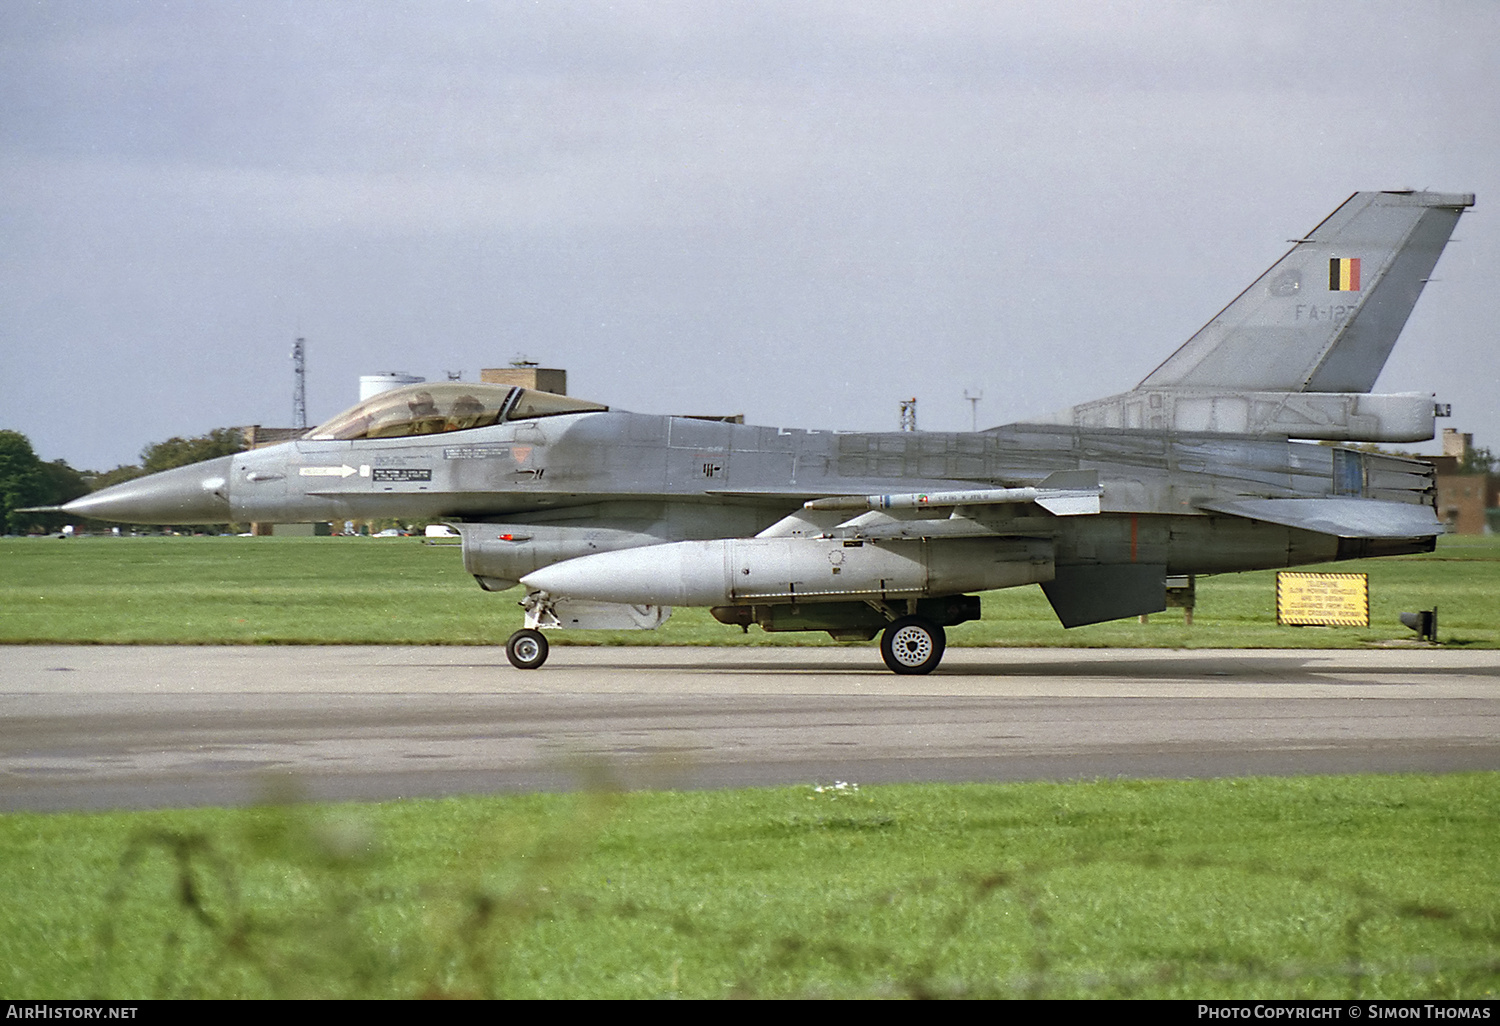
[57, 192, 1471, 636]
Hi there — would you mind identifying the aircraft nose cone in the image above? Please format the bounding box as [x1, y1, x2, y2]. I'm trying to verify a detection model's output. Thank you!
[62, 456, 235, 524]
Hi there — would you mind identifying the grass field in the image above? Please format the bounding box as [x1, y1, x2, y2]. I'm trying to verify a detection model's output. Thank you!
[2, 775, 1496, 999]
[2, 533, 1498, 647]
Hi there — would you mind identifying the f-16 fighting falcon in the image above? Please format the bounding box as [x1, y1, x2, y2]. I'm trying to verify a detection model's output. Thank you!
[53, 191, 1474, 673]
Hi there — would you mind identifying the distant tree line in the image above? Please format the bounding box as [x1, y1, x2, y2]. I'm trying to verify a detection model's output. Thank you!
[1459, 446, 1497, 475]
[0, 428, 247, 534]
[139, 428, 248, 475]
[0, 431, 91, 534]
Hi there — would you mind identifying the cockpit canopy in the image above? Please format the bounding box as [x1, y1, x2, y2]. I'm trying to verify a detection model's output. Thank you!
[307, 383, 608, 441]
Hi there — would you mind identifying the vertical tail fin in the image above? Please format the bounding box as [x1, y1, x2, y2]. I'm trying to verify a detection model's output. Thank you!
[1138, 190, 1472, 394]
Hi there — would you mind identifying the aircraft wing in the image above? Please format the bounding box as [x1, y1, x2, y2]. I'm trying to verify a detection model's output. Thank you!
[1196, 497, 1442, 538]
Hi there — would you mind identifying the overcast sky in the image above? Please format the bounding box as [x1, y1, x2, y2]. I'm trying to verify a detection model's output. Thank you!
[3, 1, 1496, 472]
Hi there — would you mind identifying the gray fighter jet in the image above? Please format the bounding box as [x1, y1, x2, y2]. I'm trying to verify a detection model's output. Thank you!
[57, 190, 1473, 673]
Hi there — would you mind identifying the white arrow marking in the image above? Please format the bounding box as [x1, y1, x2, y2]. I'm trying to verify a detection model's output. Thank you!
[299, 465, 358, 478]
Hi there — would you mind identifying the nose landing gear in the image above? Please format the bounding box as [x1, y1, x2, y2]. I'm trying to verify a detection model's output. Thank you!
[505, 628, 550, 669]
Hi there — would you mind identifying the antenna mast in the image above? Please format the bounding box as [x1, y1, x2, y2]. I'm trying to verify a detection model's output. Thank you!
[899, 398, 918, 432]
[291, 337, 307, 430]
[963, 389, 983, 431]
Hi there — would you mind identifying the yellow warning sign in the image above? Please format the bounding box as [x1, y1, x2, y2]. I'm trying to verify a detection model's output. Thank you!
[1276, 572, 1369, 627]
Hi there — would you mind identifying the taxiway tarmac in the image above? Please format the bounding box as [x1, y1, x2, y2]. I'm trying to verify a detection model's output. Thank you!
[1, 645, 1497, 810]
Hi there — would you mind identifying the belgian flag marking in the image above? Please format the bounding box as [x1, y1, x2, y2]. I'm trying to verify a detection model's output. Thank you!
[1329, 257, 1361, 291]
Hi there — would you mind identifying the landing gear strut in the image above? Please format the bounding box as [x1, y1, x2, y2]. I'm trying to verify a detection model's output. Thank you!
[879, 617, 946, 675]
[506, 628, 549, 669]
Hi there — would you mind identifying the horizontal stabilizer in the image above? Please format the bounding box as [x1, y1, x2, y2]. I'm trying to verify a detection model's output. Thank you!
[1198, 497, 1441, 538]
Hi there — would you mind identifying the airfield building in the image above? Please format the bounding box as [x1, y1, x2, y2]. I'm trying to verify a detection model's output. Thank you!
[1429, 429, 1499, 535]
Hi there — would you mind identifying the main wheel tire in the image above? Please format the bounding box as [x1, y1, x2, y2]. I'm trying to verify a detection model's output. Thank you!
[506, 628, 550, 669]
[879, 617, 946, 675]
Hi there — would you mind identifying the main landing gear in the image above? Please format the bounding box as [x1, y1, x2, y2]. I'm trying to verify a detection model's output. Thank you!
[879, 616, 946, 675]
[505, 628, 549, 669]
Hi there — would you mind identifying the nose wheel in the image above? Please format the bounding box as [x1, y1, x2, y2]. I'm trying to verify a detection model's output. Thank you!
[506, 628, 550, 669]
[879, 617, 946, 675]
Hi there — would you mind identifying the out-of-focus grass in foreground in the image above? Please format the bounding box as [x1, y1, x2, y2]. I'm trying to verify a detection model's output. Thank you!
[0, 775, 1496, 999]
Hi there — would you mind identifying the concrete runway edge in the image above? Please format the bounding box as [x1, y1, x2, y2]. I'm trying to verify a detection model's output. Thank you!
[2, 645, 1497, 811]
